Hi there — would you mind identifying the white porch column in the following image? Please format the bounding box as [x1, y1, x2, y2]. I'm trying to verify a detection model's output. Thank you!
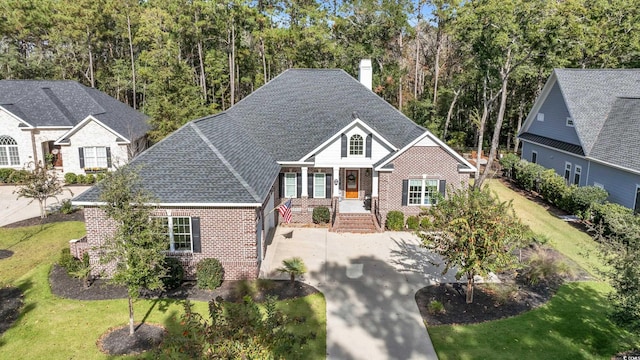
[372, 170, 379, 197]
[301, 166, 308, 197]
[333, 166, 340, 197]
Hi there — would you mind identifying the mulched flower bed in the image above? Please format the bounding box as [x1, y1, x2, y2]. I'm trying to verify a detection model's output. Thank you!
[97, 323, 166, 356]
[1, 210, 85, 228]
[49, 263, 318, 303]
[0, 287, 23, 336]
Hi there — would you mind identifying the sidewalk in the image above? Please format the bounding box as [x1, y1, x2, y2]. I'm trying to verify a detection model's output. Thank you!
[0, 185, 91, 227]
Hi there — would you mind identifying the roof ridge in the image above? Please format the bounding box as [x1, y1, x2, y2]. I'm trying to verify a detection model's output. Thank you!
[189, 122, 261, 202]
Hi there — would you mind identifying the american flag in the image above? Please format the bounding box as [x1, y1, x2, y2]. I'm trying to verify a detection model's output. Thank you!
[278, 199, 293, 223]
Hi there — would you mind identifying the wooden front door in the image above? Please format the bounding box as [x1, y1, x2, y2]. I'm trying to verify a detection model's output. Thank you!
[345, 170, 359, 199]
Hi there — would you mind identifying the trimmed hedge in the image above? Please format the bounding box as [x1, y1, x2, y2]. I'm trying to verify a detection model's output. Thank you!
[592, 202, 638, 238]
[499, 153, 520, 179]
[196, 258, 224, 290]
[312, 206, 330, 224]
[162, 257, 185, 290]
[385, 211, 404, 231]
[564, 186, 608, 217]
[406, 216, 420, 230]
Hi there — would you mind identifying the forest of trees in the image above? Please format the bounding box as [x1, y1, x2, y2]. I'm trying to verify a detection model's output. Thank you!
[1, 0, 638, 148]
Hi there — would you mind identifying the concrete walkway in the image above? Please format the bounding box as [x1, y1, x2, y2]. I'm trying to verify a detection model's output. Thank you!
[260, 227, 461, 360]
[0, 185, 90, 226]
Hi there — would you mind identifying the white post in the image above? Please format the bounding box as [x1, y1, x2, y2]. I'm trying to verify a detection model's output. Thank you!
[372, 170, 379, 197]
[301, 167, 308, 197]
[333, 166, 340, 198]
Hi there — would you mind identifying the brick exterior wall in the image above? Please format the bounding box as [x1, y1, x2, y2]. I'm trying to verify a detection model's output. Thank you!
[83, 206, 260, 281]
[378, 146, 471, 222]
[277, 167, 334, 224]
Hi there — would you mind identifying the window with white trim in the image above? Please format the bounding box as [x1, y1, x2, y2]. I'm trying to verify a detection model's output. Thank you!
[573, 165, 581, 185]
[313, 173, 326, 198]
[349, 134, 364, 156]
[564, 162, 572, 184]
[83, 147, 108, 168]
[284, 173, 297, 198]
[0, 135, 20, 166]
[158, 216, 193, 252]
[537, 113, 544, 122]
[531, 151, 538, 164]
[408, 179, 439, 206]
[566, 117, 574, 127]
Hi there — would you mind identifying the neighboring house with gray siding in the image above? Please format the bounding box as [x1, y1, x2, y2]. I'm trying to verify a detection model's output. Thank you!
[0, 80, 149, 175]
[518, 69, 640, 212]
[73, 61, 476, 281]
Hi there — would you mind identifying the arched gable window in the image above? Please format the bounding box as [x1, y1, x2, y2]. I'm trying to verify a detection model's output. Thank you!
[349, 134, 363, 156]
[0, 135, 20, 166]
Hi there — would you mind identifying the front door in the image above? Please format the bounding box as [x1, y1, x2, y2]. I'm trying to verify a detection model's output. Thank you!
[345, 169, 359, 199]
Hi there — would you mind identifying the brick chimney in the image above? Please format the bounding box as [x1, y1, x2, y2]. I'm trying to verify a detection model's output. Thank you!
[359, 59, 372, 91]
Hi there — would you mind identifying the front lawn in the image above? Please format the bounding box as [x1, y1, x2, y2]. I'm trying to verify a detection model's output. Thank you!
[0, 222, 326, 359]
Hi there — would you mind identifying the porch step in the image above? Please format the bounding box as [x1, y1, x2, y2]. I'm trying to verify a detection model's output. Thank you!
[332, 213, 380, 233]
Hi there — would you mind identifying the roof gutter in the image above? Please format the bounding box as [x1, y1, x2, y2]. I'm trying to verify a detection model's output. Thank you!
[72, 201, 263, 207]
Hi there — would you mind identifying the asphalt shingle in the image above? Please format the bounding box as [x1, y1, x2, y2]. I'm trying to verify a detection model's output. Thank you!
[590, 97, 640, 172]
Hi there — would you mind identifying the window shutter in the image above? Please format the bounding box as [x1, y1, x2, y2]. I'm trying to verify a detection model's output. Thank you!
[191, 217, 201, 253]
[106, 147, 112, 168]
[308, 173, 314, 198]
[326, 173, 332, 198]
[296, 172, 302, 198]
[439, 180, 446, 198]
[401, 180, 408, 206]
[279, 173, 284, 198]
[341, 134, 347, 158]
[78, 148, 85, 168]
[366, 134, 372, 157]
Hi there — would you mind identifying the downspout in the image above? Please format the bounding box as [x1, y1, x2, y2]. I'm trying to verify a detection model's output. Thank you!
[586, 158, 591, 186]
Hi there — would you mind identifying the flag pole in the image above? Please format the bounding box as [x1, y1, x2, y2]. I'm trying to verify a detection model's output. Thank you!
[266, 198, 290, 215]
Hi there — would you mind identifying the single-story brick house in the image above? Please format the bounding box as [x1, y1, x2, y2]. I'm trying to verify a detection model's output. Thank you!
[0, 80, 148, 174]
[73, 61, 476, 280]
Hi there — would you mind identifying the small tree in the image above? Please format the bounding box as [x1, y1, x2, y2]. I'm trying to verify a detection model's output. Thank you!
[418, 186, 527, 303]
[13, 161, 71, 218]
[277, 257, 307, 284]
[98, 166, 167, 335]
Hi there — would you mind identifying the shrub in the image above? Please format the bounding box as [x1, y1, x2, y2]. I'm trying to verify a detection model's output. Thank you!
[564, 185, 608, 217]
[427, 300, 445, 315]
[76, 174, 87, 184]
[69, 252, 92, 288]
[420, 216, 432, 229]
[58, 248, 80, 274]
[162, 257, 185, 290]
[276, 257, 307, 283]
[538, 170, 568, 207]
[385, 211, 404, 231]
[514, 160, 545, 192]
[7, 169, 29, 184]
[59, 199, 75, 214]
[406, 216, 420, 230]
[312, 206, 330, 224]
[0, 168, 13, 183]
[85, 174, 96, 184]
[96, 172, 106, 182]
[519, 250, 572, 285]
[499, 153, 520, 179]
[64, 172, 77, 185]
[197, 258, 224, 290]
[592, 202, 638, 238]
[484, 283, 518, 306]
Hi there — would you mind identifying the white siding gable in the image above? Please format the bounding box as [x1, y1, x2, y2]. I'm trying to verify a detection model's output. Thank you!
[0, 108, 34, 168]
[313, 123, 393, 168]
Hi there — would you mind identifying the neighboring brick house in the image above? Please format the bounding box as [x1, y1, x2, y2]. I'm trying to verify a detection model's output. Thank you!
[0, 80, 148, 174]
[73, 60, 476, 280]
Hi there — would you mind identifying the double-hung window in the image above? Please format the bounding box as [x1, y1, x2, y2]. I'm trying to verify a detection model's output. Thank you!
[573, 166, 581, 185]
[159, 216, 193, 252]
[313, 173, 326, 198]
[284, 173, 297, 198]
[564, 162, 572, 184]
[408, 179, 439, 206]
[0, 135, 20, 166]
[83, 147, 108, 168]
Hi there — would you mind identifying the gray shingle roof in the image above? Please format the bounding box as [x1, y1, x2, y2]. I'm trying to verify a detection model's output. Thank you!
[0, 80, 148, 141]
[75, 69, 430, 205]
[554, 69, 640, 155]
[589, 97, 640, 171]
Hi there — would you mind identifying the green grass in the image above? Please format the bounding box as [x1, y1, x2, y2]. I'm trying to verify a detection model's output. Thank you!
[0, 222, 326, 359]
[487, 179, 604, 277]
[426, 180, 640, 359]
[429, 282, 640, 360]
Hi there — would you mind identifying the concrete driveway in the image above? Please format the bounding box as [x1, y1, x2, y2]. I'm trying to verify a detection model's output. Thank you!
[0, 185, 90, 227]
[260, 227, 460, 360]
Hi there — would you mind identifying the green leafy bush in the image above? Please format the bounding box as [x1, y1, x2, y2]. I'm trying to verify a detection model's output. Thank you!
[85, 174, 96, 184]
[592, 202, 638, 238]
[0, 168, 14, 183]
[76, 174, 87, 184]
[64, 172, 77, 184]
[162, 257, 185, 290]
[385, 211, 404, 231]
[7, 169, 29, 184]
[420, 216, 432, 229]
[538, 170, 568, 207]
[406, 216, 420, 230]
[96, 173, 106, 182]
[564, 185, 608, 217]
[514, 160, 545, 192]
[197, 258, 224, 290]
[59, 199, 75, 214]
[312, 206, 330, 224]
[58, 248, 80, 274]
[499, 153, 520, 179]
